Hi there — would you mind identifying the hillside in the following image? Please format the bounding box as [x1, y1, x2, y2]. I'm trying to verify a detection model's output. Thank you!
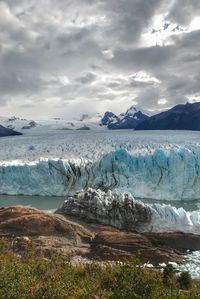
[136, 102, 200, 130]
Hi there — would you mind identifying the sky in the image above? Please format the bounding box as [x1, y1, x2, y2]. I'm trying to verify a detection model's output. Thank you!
[0, 0, 200, 119]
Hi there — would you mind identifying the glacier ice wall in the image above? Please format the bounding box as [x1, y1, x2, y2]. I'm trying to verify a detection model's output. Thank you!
[1, 147, 200, 200]
[57, 188, 200, 234]
[151, 204, 200, 233]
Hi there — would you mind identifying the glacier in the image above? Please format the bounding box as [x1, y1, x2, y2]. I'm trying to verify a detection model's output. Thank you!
[1, 147, 200, 200]
[1, 130, 200, 277]
[56, 188, 200, 234]
[151, 204, 200, 233]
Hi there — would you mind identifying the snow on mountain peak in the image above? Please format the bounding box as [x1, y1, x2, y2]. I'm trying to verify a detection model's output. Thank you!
[125, 106, 138, 115]
[102, 105, 150, 129]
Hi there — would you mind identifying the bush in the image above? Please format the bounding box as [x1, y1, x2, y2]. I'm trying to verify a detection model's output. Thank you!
[162, 264, 176, 287]
[178, 271, 192, 290]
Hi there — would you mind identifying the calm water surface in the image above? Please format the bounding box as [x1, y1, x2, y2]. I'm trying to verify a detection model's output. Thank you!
[0, 195, 65, 212]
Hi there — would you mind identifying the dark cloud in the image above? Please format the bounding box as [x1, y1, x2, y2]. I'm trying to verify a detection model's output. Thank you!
[0, 0, 200, 118]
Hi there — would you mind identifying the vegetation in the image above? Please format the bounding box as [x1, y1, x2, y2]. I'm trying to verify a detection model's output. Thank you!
[163, 263, 176, 287]
[0, 240, 199, 299]
[178, 271, 192, 290]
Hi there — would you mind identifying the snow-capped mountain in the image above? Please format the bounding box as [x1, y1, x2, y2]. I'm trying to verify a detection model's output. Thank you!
[100, 112, 119, 126]
[135, 102, 200, 130]
[0, 112, 104, 135]
[0, 116, 39, 133]
[101, 106, 150, 129]
[0, 105, 151, 135]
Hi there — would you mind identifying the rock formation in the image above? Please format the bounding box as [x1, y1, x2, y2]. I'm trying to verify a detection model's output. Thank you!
[0, 206, 92, 257]
[1, 206, 200, 265]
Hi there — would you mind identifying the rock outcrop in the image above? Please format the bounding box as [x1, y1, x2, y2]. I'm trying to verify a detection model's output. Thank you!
[90, 231, 200, 264]
[1, 206, 200, 265]
[145, 232, 200, 252]
[90, 231, 185, 264]
[0, 206, 92, 257]
[0, 206, 92, 239]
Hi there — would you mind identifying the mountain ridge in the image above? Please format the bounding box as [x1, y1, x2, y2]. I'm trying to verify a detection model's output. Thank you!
[135, 102, 200, 130]
[101, 105, 150, 129]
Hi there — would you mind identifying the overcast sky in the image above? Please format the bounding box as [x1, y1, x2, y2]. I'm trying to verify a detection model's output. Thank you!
[0, 0, 200, 119]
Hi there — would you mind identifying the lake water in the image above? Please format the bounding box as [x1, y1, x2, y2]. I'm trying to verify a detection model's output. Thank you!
[0, 194, 65, 212]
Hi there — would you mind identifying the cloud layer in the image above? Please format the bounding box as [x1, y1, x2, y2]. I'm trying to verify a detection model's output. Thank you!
[0, 0, 200, 118]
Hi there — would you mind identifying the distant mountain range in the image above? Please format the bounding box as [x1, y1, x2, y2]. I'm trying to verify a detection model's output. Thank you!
[1, 101, 200, 135]
[135, 102, 200, 131]
[101, 106, 149, 129]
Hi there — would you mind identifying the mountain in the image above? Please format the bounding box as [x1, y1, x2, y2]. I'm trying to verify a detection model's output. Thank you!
[0, 113, 104, 134]
[135, 102, 200, 131]
[100, 112, 119, 126]
[0, 124, 22, 137]
[102, 106, 149, 129]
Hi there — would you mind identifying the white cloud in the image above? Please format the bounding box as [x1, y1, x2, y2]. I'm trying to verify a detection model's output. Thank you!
[158, 98, 167, 105]
[130, 71, 161, 84]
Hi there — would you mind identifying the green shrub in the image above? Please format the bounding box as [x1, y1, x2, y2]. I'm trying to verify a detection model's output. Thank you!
[163, 263, 176, 287]
[178, 271, 192, 290]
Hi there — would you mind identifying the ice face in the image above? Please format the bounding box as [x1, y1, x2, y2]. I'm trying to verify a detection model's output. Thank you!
[151, 204, 200, 233]
[1, 130, 200, 202]
[1, 146, 200, 201]
[56, 188, 200, 234]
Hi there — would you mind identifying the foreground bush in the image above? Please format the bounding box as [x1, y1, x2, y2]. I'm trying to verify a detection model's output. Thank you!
[178, 271, 192, 290]
[163, 263, 176, 287]
[0, 241, 200, 298]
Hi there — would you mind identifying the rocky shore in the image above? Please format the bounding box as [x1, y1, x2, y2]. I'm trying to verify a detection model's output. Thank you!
[1, 205, 200, 266]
